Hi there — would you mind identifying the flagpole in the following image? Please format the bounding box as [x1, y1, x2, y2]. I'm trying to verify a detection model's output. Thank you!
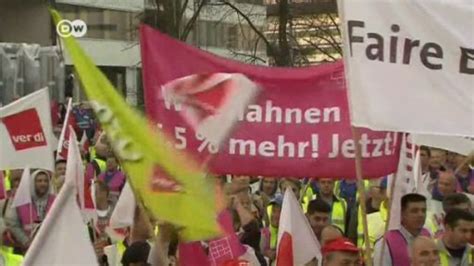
[379, 171, 398, 266]
[29, 202, 33, 239]
[351, 127, 372, 266]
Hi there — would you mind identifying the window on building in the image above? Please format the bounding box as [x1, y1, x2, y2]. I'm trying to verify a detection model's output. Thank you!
[226, 25, 238, 49]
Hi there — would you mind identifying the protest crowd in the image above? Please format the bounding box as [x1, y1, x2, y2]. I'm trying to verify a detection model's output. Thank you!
[0, 101, 473, 265]
[0, 2, 473, 266]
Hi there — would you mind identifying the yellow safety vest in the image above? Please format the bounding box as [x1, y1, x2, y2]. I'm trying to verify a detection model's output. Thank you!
[301, 186, 316, 213]
[357, 201, 388, 249]
[270, 225, 278, 249]
[331, 199, 347, 233]
[118, 241, 127, 259]
[95, 158, 107, 173]
[89, 147, 97, 160]
[334, 180, 370, 201]
[437, 240, 473, 266]
[0, 248, 23, 266]
[4, 170, 11, 192]
[266, 205, 279, 249]
[311, 194, 347, 233]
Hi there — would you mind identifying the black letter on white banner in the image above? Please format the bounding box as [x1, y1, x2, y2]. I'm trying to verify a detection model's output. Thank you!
[348, 20, 364, 56]
[420, 42, 443, 70]
[460, 47, 474, 75]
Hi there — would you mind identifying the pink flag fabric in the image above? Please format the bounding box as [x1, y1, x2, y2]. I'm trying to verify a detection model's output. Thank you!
[178, 210, 246, 266]
[140, 25, 401, 179]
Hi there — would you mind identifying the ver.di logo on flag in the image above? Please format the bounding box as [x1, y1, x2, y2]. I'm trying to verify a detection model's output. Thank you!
[2, 109, 47, 151]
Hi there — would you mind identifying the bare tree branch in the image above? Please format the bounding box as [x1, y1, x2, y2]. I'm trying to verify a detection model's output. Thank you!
[214, 1, 276, 61]
[178, 0, 190, 22]
[229, 50, 267, 64]
[300, 37, 338, 61]
[181, 0, 206, 41]
[328, 13, 341, 38]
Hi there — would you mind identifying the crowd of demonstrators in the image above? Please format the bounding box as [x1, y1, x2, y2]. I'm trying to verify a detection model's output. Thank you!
[0, 121, 473, 266]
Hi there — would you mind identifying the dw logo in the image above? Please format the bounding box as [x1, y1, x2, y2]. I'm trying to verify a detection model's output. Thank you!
[56, 19, 87, 38]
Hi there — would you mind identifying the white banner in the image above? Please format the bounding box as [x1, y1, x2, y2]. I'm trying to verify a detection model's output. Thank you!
[412, 134, 474, 155]
[339, 0, 474, 137]
[0, 88, 55, 171]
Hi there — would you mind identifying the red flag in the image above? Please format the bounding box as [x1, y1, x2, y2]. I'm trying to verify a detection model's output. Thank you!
[50, 99, 60, 127]
[276, 232, 294, 266]
[57, 99, 76, 159]
[79, 132, 89, 154]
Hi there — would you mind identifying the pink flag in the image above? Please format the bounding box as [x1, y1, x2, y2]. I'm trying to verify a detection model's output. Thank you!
[179, 210, 246, 266]
[141, 26, 402, 179]
[178, 241, 209, 266]
[208, 210, 246, 265]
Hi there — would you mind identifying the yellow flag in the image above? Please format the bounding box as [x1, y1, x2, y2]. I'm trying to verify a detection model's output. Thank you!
[50, 9, 220, 241]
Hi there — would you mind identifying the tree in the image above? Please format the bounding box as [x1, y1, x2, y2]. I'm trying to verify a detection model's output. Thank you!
[142, 0, 206, 41]
[142, 0, 341, 67]
[216, 0, 341, 67]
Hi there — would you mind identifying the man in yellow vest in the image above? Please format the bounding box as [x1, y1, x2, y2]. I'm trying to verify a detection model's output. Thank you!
[314, 179, 347, 234]
[263, 194, 282, 263]
[0, 221, 23, 266]
[306, 199, 331, 242]
[436, 209, 474, 266]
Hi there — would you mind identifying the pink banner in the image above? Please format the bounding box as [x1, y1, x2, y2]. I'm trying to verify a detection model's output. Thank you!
[140, 25, 401, 179]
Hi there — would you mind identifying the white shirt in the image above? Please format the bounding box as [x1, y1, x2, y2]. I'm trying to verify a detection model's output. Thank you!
[373, 226, 418, 266]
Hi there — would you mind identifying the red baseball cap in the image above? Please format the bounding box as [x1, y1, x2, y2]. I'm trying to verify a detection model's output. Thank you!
[322, 237, 359, 255]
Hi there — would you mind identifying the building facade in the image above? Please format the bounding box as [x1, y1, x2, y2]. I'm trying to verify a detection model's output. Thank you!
[0, 0, 267, 106]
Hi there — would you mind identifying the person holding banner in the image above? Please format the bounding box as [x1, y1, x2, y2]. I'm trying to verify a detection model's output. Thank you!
[5, 170, 55, 252]
[373, 193, 431, 266]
